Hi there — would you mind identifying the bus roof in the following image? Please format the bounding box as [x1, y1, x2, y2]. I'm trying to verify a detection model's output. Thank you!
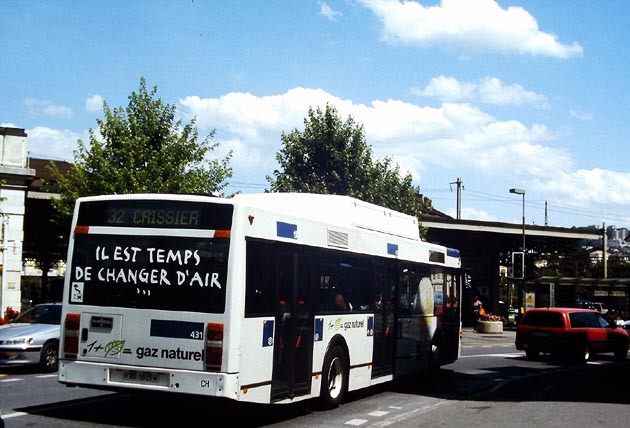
[232, 193, 421, 241]
[76, 192, 421, 241]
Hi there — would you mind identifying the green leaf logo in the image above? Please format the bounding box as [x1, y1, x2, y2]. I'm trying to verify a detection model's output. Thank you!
[104, 340, 125, 357]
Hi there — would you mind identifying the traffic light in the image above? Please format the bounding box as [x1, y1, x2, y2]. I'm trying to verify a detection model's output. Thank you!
[512, 251, 524, 279]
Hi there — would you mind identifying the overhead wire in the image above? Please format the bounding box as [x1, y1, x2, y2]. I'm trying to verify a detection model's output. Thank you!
[433, 186, 630, 225]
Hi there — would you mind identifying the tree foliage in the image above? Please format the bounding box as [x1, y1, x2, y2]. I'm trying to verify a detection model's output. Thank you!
[267, 103, 432, 220]
[48, 77, 232, 220]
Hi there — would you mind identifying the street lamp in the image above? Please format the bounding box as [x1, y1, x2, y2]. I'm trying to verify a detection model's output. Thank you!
[509, 188, 526, 253]
[509, 188, 525, 319]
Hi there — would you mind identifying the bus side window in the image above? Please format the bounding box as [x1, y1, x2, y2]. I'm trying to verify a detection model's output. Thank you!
[335, 290, 349, 311]
[353, 267, 373, 312]
[414, 277, 434, 316]
[245, 239, 276, 317]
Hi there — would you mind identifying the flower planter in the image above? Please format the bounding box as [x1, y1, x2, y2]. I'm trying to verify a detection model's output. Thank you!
[477, 320, 503, 334]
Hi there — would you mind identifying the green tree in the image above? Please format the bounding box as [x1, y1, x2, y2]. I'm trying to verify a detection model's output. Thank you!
[48, 77, 233, 220]
[267, 103, 431, 221]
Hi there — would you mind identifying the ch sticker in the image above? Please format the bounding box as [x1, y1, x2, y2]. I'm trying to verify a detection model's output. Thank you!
[71, 282, 84, 302]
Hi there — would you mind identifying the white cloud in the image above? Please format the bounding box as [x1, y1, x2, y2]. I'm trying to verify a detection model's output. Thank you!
[85, 94, 104, 112]
[446, 206, 498, 222]
[478, 77, 549, 109]
[25, 126, 82, 161]
[23, 98, 73, 118]
[179, 88, 348, 141]
[319, 2, 342, 21]
[412, 75, 476, 101]
[414, 76, 549, 109]
[359, 0, 583, 58]
[178, 87, 567, 188]
[535, 169, 630, 206]
[570, 110, 593, 121]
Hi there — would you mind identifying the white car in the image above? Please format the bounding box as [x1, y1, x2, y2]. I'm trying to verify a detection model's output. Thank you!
[0, 303, 61, 372]
[575, 300, 608, 315]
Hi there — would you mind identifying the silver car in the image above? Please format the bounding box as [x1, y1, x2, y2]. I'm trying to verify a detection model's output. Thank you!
[0, 302, 61, 372]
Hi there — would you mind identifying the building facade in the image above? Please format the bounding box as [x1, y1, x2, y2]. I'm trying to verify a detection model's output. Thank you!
[0, 127, 35, 316]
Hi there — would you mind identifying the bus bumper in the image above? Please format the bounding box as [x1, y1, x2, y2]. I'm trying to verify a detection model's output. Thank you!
[58, 360, 240, 400]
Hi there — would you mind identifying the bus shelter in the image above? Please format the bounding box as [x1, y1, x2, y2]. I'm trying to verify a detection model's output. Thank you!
[420, 215, 601, 326]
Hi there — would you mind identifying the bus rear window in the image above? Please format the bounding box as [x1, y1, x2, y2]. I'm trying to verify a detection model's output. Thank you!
[68, 234, 228, 313]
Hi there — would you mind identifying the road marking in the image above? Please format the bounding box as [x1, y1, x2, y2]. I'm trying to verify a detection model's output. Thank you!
[462, 342, 514, 347]
[460, 352, 523, 358]
[36, 374, 58, 379]
[345, 418, 368, 425]
[0, 378, 22, 383]
[458, 369, 493, 375]
[368, 410, 389, 417]
[2, 411, 27, 420]
[371, 400, 447, 427]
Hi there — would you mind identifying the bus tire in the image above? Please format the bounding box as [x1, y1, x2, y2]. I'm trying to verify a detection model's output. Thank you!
[319, 345, 348, 410]
[429, 336, 441, 370]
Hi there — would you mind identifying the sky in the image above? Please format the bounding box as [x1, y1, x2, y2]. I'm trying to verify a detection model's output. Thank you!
[2, 0, 630, 229]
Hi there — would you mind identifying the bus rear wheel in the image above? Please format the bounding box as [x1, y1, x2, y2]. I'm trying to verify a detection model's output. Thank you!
[429, 339, 441, 370]
[319, 345, 348, 410]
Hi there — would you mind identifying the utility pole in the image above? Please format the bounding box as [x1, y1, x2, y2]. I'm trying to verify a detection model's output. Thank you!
[603, 222, 608, 279]
[509, 188, 526, 317]
[1, 213, 7, 316]
[450, 178, 463, 219]
[544, 201, 548, 226]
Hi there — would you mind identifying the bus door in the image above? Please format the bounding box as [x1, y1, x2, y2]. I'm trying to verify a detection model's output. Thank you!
[439, 271, 462, 363]
[394, 264, 435, 375]
[371, 259, 396, 377]
[271, 245, 314, 402]
[395, 264, 419, 375]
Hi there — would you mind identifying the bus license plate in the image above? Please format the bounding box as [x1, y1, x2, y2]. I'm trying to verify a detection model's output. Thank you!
[110, 369, 168, 386]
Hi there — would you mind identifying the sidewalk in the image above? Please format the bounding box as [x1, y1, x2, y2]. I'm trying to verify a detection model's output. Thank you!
[460, 326, 516, 347]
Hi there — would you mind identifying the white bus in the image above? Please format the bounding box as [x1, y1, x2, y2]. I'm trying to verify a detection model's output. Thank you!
[58, 192, 463, 409]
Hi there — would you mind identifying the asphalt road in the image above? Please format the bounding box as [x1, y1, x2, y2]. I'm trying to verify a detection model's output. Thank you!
[1, 327, 628, 427]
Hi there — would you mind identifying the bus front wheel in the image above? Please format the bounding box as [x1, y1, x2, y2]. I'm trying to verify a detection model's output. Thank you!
[319, 345, 348, 410]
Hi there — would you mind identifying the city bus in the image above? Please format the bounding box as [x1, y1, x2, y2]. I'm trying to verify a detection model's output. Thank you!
[58, 192, 463, 409]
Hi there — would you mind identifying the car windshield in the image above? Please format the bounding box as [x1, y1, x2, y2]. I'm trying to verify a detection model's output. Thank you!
[11, 305, 61, 325]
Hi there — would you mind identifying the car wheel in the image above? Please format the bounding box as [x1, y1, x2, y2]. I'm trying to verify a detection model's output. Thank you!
[319, 345, 348, 410]
[576, 344, 590, 363]
[614, 343, 628, 361]
[525, 350, 539, 360]
[39, 341, 59, 372]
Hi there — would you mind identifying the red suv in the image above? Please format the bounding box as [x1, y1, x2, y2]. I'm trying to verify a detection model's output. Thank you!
[515, 307, 629, 362]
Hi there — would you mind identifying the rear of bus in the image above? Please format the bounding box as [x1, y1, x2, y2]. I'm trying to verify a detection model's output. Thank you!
[58, 194, 237, 398]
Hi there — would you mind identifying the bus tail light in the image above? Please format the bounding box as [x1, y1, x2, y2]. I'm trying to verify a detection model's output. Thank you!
[63, 313, 81, 359]
[205, 323, 224, 371]
[74, 225, 90, 234]
[213, 230, 231, 239]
